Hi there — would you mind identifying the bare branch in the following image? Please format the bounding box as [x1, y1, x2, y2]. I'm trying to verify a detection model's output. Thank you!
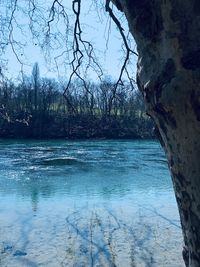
[63, 0, 103, 111]
[8, 0, 24, 75]
[105, 0, 138, 114]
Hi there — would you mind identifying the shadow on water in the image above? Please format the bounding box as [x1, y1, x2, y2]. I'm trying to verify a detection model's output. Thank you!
[0, 140, 183, 266]
[0, 205, 183, 267]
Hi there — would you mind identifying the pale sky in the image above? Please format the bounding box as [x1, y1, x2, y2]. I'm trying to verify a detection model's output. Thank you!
[1, 0, 137, 82]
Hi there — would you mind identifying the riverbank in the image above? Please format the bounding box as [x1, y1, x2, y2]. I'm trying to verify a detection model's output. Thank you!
[0, 113, 155, 140]
[0, 75, 154, 140]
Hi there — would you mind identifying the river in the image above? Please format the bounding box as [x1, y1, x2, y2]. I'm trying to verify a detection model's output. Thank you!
[0, 140, 183, 266]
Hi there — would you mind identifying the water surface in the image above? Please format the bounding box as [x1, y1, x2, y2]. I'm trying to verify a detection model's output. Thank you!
[0, 140, 183, 266]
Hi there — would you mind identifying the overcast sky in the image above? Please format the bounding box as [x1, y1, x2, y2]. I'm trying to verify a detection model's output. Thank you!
[1, 0, 137, 81]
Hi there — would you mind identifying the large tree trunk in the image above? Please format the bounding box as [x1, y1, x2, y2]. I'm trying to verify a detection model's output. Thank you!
[114, 0, 200, 266]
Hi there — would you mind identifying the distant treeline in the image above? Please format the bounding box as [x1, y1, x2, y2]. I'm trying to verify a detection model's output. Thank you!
[0, 64, 154, 139]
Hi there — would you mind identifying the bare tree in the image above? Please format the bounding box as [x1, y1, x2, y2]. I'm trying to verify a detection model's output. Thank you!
[32, 62, 40, 111]
[110, 1, 200, 266]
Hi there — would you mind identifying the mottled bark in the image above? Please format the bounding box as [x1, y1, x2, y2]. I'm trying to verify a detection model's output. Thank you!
[113, 1, 200, 266]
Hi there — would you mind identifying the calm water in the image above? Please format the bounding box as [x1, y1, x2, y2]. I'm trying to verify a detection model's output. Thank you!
[0, 140, 183, 267]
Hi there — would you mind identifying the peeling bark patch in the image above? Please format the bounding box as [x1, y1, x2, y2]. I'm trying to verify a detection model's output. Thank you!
[153, 125, 165, 148]
[181, 49, 200, 70]
[136, 72, 143, 93]
[182, 191, 191, 207]
[159, 58, 176, 86]
[190, 90, 200, 121]
[190, 252, 200, 266]
[178, 191, 191, 226]
[193, 0, 200, 15]
[175, 172, 191, 188]
[173, 172, 185, 194]
[190, 211, 200, 230]
[157, 118, 168, 138]
[144, 87, 152, 104]
[170, 157, 174, 167]
[126, 0, 163, 40]
[136, 6, 163, 39]
[182, 246, 189, 267]
[170, 2, 183, 22]
[197, 205, 200, 212]
[175, 180, 200, 263]
[190, 212, 200, 259]
[153, 103, 177, 128]
[126, 0, 149, 18]
[155, 58, 176, 100]
[182, 207, 189, 223]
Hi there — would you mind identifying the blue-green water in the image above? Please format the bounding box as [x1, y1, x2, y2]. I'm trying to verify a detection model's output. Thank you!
[0, 140, 183, 267]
